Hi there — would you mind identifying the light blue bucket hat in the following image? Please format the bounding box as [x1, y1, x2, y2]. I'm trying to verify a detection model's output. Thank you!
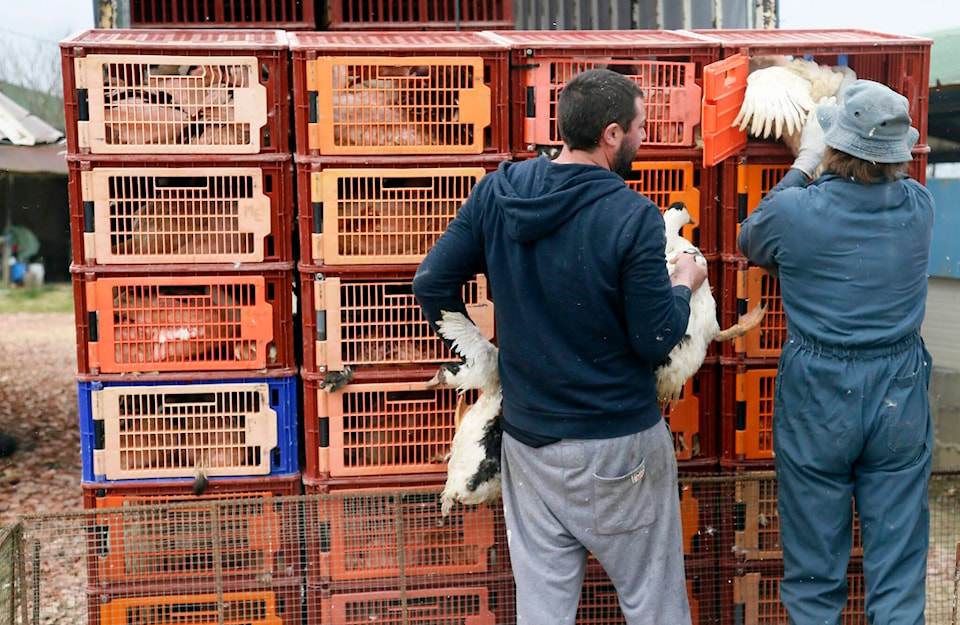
[816, 79, 920, 164]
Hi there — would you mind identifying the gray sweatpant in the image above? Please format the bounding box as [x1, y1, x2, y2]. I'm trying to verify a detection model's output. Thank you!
[501, 421, 691, 625]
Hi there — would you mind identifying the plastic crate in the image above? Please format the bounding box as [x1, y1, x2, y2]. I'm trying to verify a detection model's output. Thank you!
[718, 261, 785, 362]
[299, 269, 494, 376]
[289, 32, 510, 156]
[82, 472, 302, 502]
[577, 557, 717, 625]
[678, 474, 721, 558]
[306, 575, 516, 625]
[695, 29, 932, 165]
[78, 376, 299, 483]
[487, 30, 719, 158]
[720, 558, 866, 625]
[296, 159, 497, 266]
[718, 471, 863, 562]
[72, 268, 295, 375]
[664, 363, 718, 463]
[68, 156, 294, 266]
[86, 489, 301, 588]
[88, 582, 302, 625]
[719, 159, 791, 261]
[130, 0, 317, 29]
[325, 0, 514, 30]
[60, 29, 290, 155]
[720, 365, 777, 463]
[303, 483, 507, 583]
[302, 371, 482, 480]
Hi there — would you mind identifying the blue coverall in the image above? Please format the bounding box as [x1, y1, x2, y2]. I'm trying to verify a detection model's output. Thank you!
[738, 168, 935, 625]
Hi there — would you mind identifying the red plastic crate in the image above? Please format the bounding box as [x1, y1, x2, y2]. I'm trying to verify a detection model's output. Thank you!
[299, 268, 494, 376]
[695, 29, 932, 165]
[72, 267, 295, 375]
[717, 470, 863, 562]
[60, 29, 290, 156]
[302, 482, 508, 583]
[288, 31, 510, 156]
[663, 363, 718, 463]
[325, 0, 514, 30]
[296, 158, 500, 266]
[719, 260, 785, 362]
[719, 365, 777, 463]
[68, 155, 294, 266]
[720, 558, 866, 625]
[719, 157, 791, 261]
[87, 582, 302, 625]
[86, 490, 301, 588]
[306, 574, 516, 625]
[302, 370, 481, 480]
[487, 30, 719, 158]
[130, 0, 317, 29]
[577, 557, 717, 625]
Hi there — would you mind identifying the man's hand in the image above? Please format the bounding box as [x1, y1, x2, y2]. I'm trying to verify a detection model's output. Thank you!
[669, 252, 708, 292]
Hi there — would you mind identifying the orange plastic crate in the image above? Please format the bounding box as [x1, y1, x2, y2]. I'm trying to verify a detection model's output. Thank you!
[325, 0, 514, 30]
[301, 270, 494, 375]
[302, 373, 480, 479]
[68, 157, 294, 266]
[297, 161, 491, 266]
[719, 472, 863, 562]
[92, 590, 294, 625]
[720, 161, 791, 260]
[307, 578, 515, 625]
[663, 364, 718, 462]
[304, 485, 503, 582]
[74, 270, 293, 375]
[89, 491, 295, 586]
[289, 31, 510, 157]
[130, 0, 316, 29]
[719, 366, 777, 462]
[719, 261, 786, 362]
[520, 58, 700, 150]
[722, 559, 866, 625]
[61, 30, 290, 156]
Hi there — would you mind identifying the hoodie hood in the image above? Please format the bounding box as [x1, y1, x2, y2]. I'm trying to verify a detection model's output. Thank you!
[493, 156, 625, 243]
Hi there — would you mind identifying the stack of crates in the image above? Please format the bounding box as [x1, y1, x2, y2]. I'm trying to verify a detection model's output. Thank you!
[694, 29, 933, 622]
[487, 29, 723, 623]
[60, 28, 302, 624]
[323, 0, 514, 31]
[287, 31, 515, 622]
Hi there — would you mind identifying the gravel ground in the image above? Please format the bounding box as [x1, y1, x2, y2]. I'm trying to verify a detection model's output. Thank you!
[0, 312, 82, 526]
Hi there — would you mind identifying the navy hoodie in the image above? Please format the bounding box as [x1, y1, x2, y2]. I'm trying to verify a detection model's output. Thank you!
[413, 155, 692, 441]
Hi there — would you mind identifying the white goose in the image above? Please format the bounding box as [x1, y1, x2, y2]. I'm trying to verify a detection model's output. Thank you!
[657, 202, 766, 402]
[425, 310, 502, 518]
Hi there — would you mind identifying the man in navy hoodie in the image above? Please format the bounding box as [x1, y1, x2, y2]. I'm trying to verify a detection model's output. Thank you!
[413, 68, 706, 624]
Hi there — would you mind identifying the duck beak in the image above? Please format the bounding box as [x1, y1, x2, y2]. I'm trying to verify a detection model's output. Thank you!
[425, 369, 445, 388]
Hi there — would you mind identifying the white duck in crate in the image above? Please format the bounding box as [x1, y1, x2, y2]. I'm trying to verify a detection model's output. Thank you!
[428, 203, 766, 516]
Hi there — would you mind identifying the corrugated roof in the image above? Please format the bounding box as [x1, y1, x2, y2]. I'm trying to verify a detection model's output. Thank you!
[0, 90, 64, 146]
[924, 27, 960, 87]
[0, 144, 67, 175]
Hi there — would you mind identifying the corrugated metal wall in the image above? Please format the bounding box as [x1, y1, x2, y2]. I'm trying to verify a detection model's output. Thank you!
[513, 0, 777, 30]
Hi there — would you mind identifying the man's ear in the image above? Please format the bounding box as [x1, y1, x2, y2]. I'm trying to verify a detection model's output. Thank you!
[600, 121, 621, 148]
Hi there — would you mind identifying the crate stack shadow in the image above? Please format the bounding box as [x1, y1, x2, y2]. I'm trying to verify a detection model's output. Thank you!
[60, 28, 303, 625]
[702, 29, 933, 623]
[287, 30, 516, 623]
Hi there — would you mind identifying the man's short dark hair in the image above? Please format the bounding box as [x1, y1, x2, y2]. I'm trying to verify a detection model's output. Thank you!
[557, 68, 644, 151]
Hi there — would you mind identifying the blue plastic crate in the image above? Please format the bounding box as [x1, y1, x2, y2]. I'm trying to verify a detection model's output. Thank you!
[79, 376, 299, 484]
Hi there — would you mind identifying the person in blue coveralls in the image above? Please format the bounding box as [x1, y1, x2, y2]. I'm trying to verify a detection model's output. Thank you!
[739, 79, 935, 625]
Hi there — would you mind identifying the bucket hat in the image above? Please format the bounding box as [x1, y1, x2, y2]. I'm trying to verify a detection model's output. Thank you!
[816, 79, 919, 164]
